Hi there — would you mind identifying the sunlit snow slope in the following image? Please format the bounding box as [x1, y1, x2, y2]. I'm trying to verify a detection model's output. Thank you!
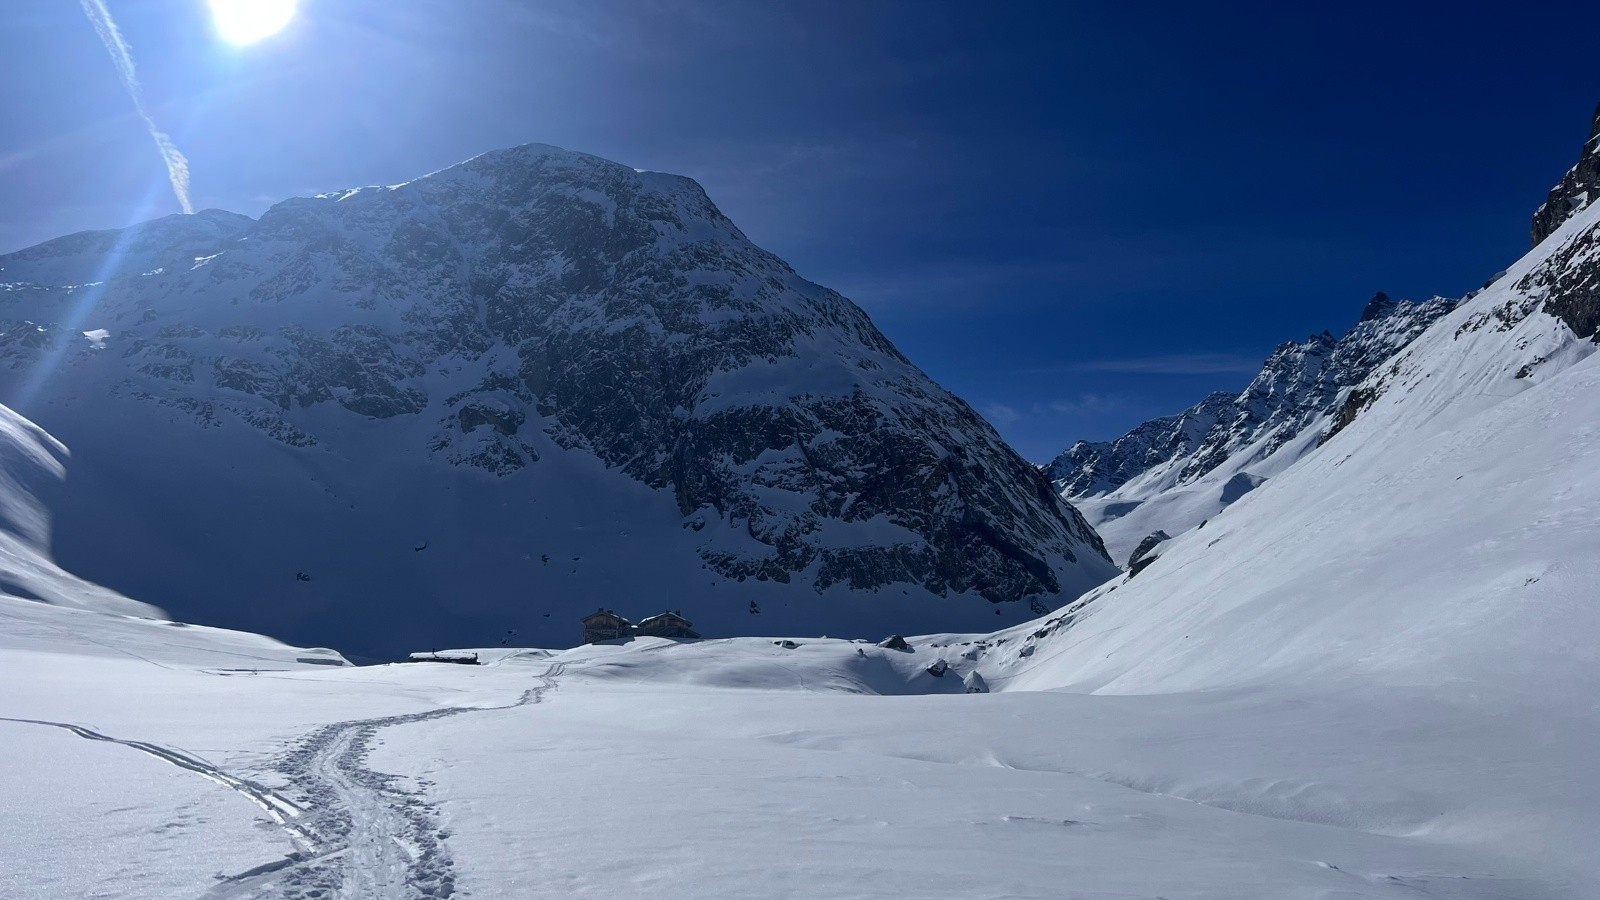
[948, 193, 1600, 891]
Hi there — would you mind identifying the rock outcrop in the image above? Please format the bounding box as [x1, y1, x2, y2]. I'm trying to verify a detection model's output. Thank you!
[1532, 102, 1600, 248]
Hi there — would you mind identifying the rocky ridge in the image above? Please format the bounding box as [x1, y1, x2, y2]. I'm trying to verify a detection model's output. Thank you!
[1046, 292, 1458, 504]
[1532, 102, 1600, 248]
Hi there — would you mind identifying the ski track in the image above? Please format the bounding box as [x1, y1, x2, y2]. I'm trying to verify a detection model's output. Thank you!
[206, 663, 564, 900]
[8, 661, 563, 900]
[0, 715, 315, 847]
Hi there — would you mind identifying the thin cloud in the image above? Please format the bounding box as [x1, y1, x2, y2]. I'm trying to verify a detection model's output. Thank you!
[1058, 353, 1264, 376]
[79, 0, 193, 214]
[983, 403, 1022, 425]
[983, 394, 1121, 429]
[829, 259, 1079, 311]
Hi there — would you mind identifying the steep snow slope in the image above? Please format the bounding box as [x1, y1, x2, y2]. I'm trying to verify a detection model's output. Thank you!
[959, 194, 1600, 888]
[0, 399, 350, 666]
[1047, 293, 1456, 562]
[0, 402, 157, 616]
[1019, 194, 1600, 696]
[0, 145, 1112, 658]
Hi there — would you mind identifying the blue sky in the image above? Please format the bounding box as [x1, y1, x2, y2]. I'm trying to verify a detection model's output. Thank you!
[1, 1, 1597, 459]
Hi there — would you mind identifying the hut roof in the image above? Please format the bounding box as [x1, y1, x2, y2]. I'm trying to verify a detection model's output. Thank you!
[581, 609, 631, 625]
[638, 611, 693, 627]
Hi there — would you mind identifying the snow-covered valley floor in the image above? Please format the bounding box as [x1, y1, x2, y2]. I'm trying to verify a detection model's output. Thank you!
[5, 604, 1590, 900]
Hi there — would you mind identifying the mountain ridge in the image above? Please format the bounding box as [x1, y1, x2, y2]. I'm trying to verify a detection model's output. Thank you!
[1044, 292, 1457, 560]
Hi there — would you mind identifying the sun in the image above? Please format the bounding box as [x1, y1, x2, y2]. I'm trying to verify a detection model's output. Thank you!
[208, 0, 297, 46]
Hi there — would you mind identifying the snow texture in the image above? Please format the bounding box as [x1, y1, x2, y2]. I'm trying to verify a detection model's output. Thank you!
[7, 113, 1600, 900]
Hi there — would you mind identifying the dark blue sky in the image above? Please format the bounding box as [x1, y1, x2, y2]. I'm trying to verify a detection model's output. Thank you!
[2, 1, 1597, 459]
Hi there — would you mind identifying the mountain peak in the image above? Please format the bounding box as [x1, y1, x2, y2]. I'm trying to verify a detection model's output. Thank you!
[1359, 291, 1397, 322]
[0, 142, 1114, 656]
[1531, 100, 1600, 247]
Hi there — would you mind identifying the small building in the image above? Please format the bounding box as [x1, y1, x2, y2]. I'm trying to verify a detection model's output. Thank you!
[581, 608, 633, 644]
[635, 611, 699, 640]
[406, 651, 480, 665]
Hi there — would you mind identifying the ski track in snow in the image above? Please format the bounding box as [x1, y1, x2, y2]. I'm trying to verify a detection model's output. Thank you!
[0, 715, 314, 845]
[9, 662, 562, 900]
[206, 663, 564, 900]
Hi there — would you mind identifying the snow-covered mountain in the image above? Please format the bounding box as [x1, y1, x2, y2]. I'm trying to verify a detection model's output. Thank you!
[0, 144, 1113, 658]
[1054, 102, 1600, 567]
[1045, 292, 1456, 562]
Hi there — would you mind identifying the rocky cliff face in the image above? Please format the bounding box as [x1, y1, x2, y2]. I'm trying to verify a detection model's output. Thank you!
[0, 145, 1113, 656]
[1044, 392, 1234, 499]
[1043, 293, 1457, 563]
[1532, 102, 1600, 248]
[1048, 293, 1457, 504]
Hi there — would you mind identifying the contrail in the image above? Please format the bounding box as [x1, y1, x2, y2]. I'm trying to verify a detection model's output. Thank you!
[78, 0, 193, 214]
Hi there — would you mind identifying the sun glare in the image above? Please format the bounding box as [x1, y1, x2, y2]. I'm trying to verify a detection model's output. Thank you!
[208, 0, 297, 46]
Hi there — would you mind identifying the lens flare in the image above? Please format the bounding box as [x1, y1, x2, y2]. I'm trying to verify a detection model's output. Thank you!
[208, 0, 297, 46]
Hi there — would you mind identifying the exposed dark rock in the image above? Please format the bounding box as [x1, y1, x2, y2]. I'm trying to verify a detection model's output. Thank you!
[925, 659, 949, 677]
[1126, 530, 1171, 569]
[1321, 386, 1379, 445]
[1519, 221, 1600, 342]
[1359, 291, 1398, 322]
[878, 634, 911, 651]
[1532, 102, 1600, 248]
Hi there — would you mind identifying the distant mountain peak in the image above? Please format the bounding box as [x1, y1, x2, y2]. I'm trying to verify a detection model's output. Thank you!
[1359, 291, 1397, 322]
[1044, 293, 1457, 560]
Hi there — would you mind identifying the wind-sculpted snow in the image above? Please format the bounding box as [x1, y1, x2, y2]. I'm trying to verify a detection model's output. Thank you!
[1046, 292, 1455, 560]
[0, 144, 1112, 656]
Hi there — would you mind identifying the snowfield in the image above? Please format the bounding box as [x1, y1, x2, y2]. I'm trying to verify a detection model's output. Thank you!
[4, 620, 1593, 898]
[7, 124, 1600, 898]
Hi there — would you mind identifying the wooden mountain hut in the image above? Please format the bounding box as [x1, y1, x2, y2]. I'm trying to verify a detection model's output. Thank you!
[635, 611, 699, 639]
[580, 609, 633, 644]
